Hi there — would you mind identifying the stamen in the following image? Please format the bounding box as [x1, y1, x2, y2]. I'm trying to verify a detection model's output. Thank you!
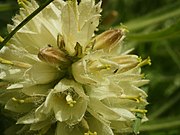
[138, 56, 142, 63]
[0, 36, 10, 46]
[13, 61, 31, 68]
[0, 57, 13, 65]
[131, 109, 147, 113]
[22, 96, 44, 103]
[0, 57, 31, 69]
[74, 43, 83, 58]
[97, 64, 111, 70]
[57, 34, 65, 50]
[138, 57, 151, 67]
[141, 73, 145, 78]
[0, 36, 4, 42]
[84, 131, 97, 135]
[66, 93, 76, 107]
[119, 23, 129, 33]
[17, 0, 28, 8]
[120, 94, 145, 103]
[12, 97, 25, 103]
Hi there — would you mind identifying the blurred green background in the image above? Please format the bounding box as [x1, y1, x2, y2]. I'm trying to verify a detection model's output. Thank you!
[0, 0, 180, 134]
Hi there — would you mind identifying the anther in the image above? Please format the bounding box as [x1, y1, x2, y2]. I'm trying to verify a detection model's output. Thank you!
[131, 109, 147, 114]
[120, 94, 141, 103]
[0, 57, 31, 69]
[138, 57, 151, 67]
[97, 64, 111, 70]
[12, 97, 25, 103]
[84, 131, 97, 135]
[17, 0, 28, 8]
[66, 94, 76, 107]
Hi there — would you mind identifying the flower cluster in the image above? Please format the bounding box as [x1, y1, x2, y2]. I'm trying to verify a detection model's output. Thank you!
[0, 0, 150, 135]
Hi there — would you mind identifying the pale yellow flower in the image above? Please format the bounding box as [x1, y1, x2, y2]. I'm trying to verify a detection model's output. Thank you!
[0, 0, 150, 135]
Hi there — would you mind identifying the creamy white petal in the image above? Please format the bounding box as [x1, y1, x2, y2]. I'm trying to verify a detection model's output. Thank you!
[17, 112, 39, 124]
[5, 98, 34, 113]
[8, 0, 63, 54]
[27, 62, 63, 84]
[86, 115, 114, 135]
[56, 122, 84, 135]
[22, 84, 53, 96]
[61, 0, 101, 55]
[54, 79, 88, 99]
[85, 82, 123, 100]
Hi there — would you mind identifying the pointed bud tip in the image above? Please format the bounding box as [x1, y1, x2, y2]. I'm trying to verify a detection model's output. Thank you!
[38, 46, 70, 66]
[93, 29, 125, 52]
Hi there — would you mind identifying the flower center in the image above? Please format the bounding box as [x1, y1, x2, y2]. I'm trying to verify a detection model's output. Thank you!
[66, 93, 77, 107]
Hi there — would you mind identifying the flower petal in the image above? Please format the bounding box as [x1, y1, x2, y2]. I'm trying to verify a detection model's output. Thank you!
[22, 84, 53, 96]
[88, 98, 121, 121]
[52, 93, 87, 125]
[56, 122, 84, 135]
[54, 79, 88, 99]
[87, 115, 114, 135]
[17, 112, 39, 124]
[0, 89, 21, 104]
[5, 98, 34, 113]
[28, 62, 63, 84]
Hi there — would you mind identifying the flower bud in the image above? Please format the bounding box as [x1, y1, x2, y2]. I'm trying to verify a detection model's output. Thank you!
[38, 45, 70, 67]
[93, 29, 125, 52]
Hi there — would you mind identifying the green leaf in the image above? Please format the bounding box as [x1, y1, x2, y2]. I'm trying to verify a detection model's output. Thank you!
[127, 21, 180, 41]
[140, 117, 180, 132]
[123, 2, 180, 31]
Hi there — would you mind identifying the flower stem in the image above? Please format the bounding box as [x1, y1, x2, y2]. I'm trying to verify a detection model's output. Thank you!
[140, 117, 180, 132]
[0, 0, 54, 50]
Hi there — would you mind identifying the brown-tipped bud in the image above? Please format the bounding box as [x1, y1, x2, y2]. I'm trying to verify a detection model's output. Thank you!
[38, 46, 70, 67]
[93, 29, 124, 52]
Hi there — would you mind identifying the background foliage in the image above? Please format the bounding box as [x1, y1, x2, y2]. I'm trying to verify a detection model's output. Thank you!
[0, 0, 180, 134]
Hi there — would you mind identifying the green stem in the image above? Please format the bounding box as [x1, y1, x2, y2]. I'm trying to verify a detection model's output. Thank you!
[140, 118, 180, 132]
[123, 2, 180, 31]
[127, 21, 180, 42]
[0, 0, 54, 50]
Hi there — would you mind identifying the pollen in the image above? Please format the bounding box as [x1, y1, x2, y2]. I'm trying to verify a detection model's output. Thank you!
[17, 0, 28, 8]
[0, 57, 31, 69]
[97, 64, 111, 70]
[138, 57, 151, 67]
[131, 109, 148, 114]
[66, 94, 76, 107]
[84, 131, 97, 135]
[0, 36, 4, 42]
[12, 97, 25, 103]
[0, 57, 13, 65]
[138, 56, 142, 63]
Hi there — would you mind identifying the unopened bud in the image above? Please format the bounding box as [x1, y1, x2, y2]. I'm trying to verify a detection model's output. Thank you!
[38, 45, 70, 67]
[93, 29, 125, 52]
